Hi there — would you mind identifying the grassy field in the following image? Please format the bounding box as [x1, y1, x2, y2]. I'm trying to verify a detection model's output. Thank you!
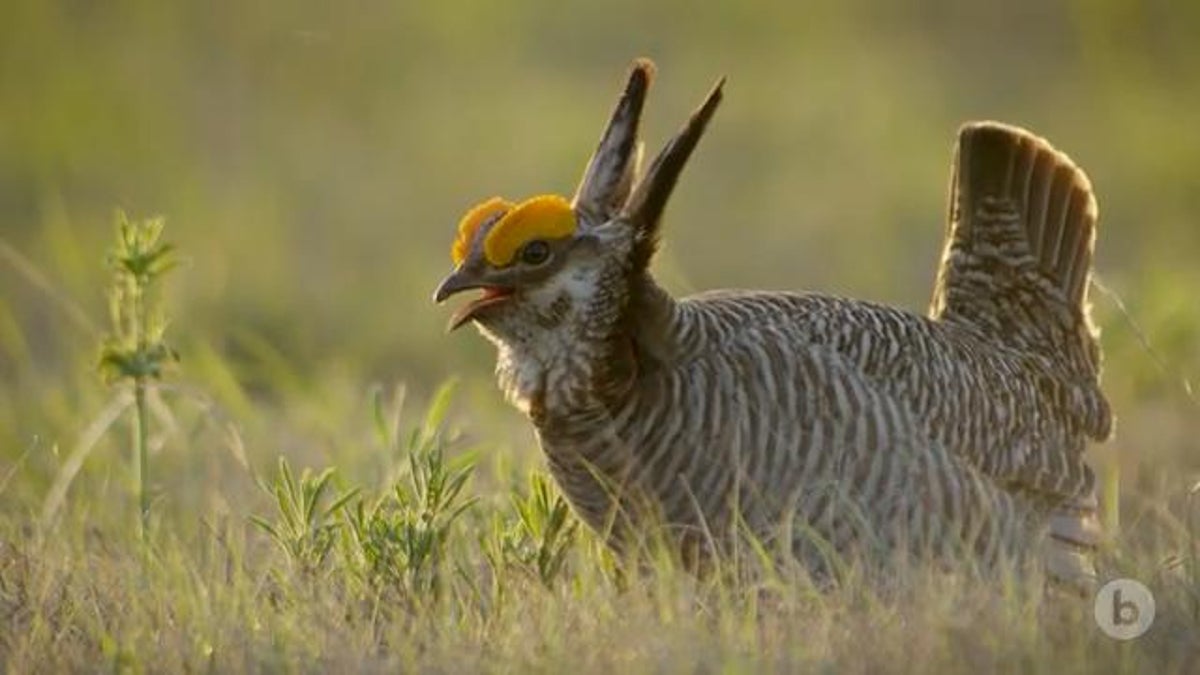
[2, 1, 1198, 672]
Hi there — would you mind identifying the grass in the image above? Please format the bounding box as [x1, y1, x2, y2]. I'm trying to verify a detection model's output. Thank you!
[1, 212, 1198, 675]
[2, 501, 1198, 673]
[2, 3, 1199, 671]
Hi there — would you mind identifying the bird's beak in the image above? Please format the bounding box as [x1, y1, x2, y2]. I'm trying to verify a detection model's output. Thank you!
[433, 268, 475, 304]
[433, 268, 515, 331]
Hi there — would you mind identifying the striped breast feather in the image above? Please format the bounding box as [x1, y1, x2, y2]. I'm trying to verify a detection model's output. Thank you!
[616, 322, 1032, 568]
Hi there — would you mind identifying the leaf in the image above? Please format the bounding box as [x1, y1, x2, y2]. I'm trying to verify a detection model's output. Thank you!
[248, 515, 280, 540]
[422, 379, 457, 440]
[325, 485, 362, 520]
[305, 468, 336, 526]
[371, 386, 390, 450]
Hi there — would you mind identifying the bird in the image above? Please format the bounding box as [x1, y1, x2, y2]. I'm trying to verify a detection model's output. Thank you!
[433, 59, 1112, 589]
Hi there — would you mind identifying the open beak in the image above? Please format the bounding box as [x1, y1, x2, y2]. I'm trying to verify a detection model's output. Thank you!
[433, 269, 514, 331]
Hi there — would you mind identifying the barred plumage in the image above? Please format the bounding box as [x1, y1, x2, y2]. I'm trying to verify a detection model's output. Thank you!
[434, 60, 1111, 588]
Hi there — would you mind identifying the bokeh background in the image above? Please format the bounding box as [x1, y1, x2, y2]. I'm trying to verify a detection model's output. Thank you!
[1, 0, 1197, 521]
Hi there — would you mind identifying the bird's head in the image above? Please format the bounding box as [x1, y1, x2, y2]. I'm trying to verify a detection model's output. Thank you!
[433, 59, 723, 348]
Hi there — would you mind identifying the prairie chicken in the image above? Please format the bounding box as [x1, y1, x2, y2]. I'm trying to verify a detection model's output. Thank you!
[434, 60, 1112, 588]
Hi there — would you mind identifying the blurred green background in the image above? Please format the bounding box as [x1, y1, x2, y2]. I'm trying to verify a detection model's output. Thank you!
[1, 0, 1197, 518]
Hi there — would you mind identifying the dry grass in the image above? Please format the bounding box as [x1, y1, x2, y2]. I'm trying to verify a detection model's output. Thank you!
[1, 365, 1196, 673]
[2, 512, 1197, 673]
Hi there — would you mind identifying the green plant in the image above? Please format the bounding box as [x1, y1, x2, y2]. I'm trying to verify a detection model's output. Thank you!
[341, 382, 477, 605]
[488, 471, 579, 589]
[97, 211, 179, 540]
[250, 457, 359, 574]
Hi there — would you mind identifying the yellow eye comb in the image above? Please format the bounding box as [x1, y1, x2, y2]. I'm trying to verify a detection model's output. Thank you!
[451, 197, 512, 266]
[451, 194, 577, 267]
[484, 195, 576, 267]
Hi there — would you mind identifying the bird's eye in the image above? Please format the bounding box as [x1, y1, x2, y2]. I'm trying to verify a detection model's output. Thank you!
[520, 239, 551, 266]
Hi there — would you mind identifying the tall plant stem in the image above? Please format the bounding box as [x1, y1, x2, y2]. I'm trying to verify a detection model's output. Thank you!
[132, 276, 150, 541]
[133, 378, 149, 541]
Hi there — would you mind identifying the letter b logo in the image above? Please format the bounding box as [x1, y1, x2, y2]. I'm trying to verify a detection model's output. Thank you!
[1095, 578, 1154, 640]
